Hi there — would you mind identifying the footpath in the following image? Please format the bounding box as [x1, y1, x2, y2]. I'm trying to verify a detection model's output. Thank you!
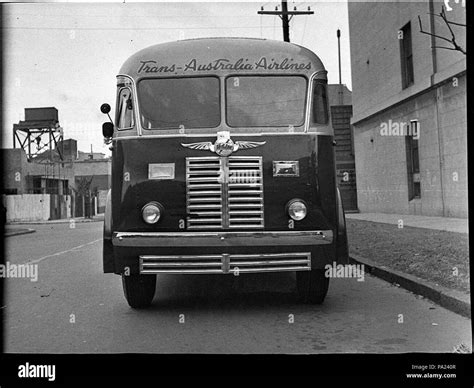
[4, 214, 104, 237]
[346, 212, 470, 318]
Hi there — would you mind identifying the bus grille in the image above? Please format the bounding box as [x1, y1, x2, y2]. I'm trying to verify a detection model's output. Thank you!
[186, 156, 264, 229]
[140, 252, 311, 274]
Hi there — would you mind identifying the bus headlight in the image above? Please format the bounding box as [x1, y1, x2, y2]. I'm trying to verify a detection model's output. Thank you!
[141, 202, 163, 224]
[286, 199, 307, 221]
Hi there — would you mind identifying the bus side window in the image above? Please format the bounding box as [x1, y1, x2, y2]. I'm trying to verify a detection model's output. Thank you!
[117, 88, 135, 129]
[311, 81, 329, 125]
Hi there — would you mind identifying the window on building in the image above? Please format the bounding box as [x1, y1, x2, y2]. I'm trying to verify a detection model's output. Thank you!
[32, 176, 43, 194]
[46, 178, 60, 195]
[406, 121, 420, 200]
[400, 22, 414, 89]
[62, 180, 69, 195]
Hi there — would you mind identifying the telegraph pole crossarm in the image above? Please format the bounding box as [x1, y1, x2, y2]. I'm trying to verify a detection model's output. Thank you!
[257, 10, 315, 16]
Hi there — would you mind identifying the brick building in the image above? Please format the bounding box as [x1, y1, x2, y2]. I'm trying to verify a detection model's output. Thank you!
[45, 138, 111, 216]
[347, 0, 466, 218]
[2, 148, 74, 220]
[2, 138, 111, 220]
[74, 151, 111, 215]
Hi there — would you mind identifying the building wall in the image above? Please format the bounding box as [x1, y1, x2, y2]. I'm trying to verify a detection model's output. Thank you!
[74, 159, 111, 215]
[348, 0, 467, 218]
[27, 160, 75, 191]
[353, 73, 466, 217]
[348, 0, 466, 124]
[327, 84, 352, 106]
[4, 194, 50, 222]
[74, 159, 111, 178]
[354, 114, 410, 215]
[3, 194, 71, 222]
[3, 145, 111, 218]
[75, 175, 109, 193]
[74, 159, 111, 193]
[3, 149, 29, 194]
[436, 74, 467, 217]
[4, 148, 75, 195]
[433, 0, 466, 74]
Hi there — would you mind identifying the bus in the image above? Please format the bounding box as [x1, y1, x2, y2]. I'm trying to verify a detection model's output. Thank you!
[101, 37, 349, 308]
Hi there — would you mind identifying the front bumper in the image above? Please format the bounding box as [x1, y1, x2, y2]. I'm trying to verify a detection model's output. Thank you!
[111, 230, 334, 275]
[112, 230, 333, 247]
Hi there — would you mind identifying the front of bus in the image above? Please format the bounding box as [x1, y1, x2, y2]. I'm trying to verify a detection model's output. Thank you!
[103, 38, 348, 308]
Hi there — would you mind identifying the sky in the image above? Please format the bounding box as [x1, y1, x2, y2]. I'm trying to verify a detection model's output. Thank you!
[2, 0, 352, 155]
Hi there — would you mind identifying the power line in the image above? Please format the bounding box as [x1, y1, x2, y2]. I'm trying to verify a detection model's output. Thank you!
[6, 13, 269, 19]
[2, 25, 277, 31]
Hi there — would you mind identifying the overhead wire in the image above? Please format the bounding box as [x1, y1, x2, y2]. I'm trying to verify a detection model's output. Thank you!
[2, 25, 276, 31]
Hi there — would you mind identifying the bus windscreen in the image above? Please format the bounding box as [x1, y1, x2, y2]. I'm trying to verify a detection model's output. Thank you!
[226, 76, 307, 127]
[138, 77, 220, 129]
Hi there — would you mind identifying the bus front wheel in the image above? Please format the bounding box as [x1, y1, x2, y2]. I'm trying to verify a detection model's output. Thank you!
[122, 274, 156, 309]
[296, 270, 329, 304]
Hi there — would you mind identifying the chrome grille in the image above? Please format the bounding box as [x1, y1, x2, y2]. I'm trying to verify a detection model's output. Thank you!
[227, 157, 264, 228]
[186, 156, 264, 229]
[186, 157, 223, 229]
[140, 252, 311, 274]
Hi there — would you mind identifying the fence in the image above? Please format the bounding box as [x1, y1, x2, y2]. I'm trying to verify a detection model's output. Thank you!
[2, 194, 71, 222]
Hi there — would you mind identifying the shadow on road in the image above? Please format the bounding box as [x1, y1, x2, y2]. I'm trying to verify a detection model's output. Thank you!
[145, 272, 313, 311]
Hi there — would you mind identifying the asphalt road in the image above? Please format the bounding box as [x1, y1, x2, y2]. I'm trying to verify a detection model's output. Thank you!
[3, 222, 471, 353]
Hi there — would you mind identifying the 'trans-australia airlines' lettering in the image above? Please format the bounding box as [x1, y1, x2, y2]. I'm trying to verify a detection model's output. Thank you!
[137, 57, 312, 73]
[137, 60, 176, 73]
[254, 57, 311, 71]
[184, 58, 254, 71]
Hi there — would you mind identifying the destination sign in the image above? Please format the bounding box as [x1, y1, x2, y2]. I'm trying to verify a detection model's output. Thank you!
[137, 57, 312, 74]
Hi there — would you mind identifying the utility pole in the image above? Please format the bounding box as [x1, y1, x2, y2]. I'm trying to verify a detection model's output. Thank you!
[337, 29, 342, 85]
[337, 29, 343, 105]
[281, 0, 290, 43]
[258, 0, 314, 43]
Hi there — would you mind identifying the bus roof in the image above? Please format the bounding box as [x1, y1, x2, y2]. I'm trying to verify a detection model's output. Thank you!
[119, 37, 327, 80]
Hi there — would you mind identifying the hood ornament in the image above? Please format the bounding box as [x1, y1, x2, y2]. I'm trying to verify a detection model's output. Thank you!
[181, 131, 266, 157]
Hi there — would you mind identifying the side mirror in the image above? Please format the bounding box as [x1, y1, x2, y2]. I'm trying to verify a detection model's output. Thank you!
[102, 122, 114, 138]
[100, 103, 111, 114]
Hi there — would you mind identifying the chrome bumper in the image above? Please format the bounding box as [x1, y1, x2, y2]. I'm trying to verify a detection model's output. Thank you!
[112, 230, 333, 247]
[140, 252, 311, 274]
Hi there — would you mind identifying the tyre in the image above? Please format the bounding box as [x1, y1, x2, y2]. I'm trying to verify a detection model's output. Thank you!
[296, 269, 329, 304]
[122, 274, 156, 308]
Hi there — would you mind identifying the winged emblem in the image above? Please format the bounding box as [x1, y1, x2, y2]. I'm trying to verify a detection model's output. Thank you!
[181, 131, 266, 156]
[181, 142, 215, 151]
